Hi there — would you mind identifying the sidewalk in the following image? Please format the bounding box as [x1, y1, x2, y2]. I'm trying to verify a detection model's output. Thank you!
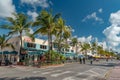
[107, 62, 120, 80]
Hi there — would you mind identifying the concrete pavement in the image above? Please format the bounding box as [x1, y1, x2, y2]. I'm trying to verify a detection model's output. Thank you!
[0, 60, 118, 80]
[106, 61, 120, 80]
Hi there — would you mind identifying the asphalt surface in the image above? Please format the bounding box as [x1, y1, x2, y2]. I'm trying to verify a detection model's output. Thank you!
[0, 60, 118, 80]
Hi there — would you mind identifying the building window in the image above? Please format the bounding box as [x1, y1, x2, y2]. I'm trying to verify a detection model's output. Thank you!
[53, 43, 58, 48]
[27, 43, 36, 48]
[40, 45, 47, 49]
[71, 50, 74, 52]
[16, 41, 19, 46]
[62, 48, 64, 52]
[65, 49, 69, 52]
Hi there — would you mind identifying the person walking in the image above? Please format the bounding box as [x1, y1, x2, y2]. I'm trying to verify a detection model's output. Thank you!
[79, 57, 82, 64]
[0, 58, 2, 66]
[89, 56, 93, 64]
[83, 57, 86, 64]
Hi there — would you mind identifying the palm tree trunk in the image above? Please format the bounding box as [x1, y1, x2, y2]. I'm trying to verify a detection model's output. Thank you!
[1, 49, 3, 63]
[48, 27, 51, 61]
[58, 31, 62, 54]
[75, 44, 77, 54]
[19, 32, 22, 62]
[50, 35, 53, 50]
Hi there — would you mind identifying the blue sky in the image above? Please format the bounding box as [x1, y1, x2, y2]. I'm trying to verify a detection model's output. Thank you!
[1, 0, 120, 52]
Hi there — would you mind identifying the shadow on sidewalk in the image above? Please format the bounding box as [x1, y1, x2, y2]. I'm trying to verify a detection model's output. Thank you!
[0, 77, 47, 80]
[88, 62, 118, 67]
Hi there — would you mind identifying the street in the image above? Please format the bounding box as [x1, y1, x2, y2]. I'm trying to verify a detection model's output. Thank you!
[0, 60, 118, 80]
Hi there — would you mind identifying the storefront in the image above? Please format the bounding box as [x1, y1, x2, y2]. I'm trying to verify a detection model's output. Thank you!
[0, 51, 18, 64]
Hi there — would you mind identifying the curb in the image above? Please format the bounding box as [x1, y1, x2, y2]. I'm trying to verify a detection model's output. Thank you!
[104, 68, 113, 80]
[38, 64, 65, 69]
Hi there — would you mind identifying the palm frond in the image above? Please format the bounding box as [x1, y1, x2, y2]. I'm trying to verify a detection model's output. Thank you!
[53, 13, 61, 22]
[32, 21, 41, 27]
[6, 17, 16, 25]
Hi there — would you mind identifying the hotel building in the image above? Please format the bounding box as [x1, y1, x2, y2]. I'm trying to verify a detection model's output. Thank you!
[1, 36, 77, 63]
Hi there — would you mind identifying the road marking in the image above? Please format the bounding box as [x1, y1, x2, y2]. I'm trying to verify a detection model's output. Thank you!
[63, 68, 104, 80]
[62, 76, 75, 80]
[42, 70, 62, 75]
[88, 70, 100, 75]
[33, 71, 41, 73]
[62, 76, 88, 80]
[51, 71, 72, 77]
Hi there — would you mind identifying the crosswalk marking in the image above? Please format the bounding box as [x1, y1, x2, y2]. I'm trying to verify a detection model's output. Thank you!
[51, 71, 72, 77]
[88, 70, 100, 75]
[62, 76, 75, 80]
[33, 71, 41, 73]
[63, 68, 105, 80]
[42, 70, 62, 75]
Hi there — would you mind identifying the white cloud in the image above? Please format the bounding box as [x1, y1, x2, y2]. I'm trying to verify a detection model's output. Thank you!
[82, 12, 103, 23]
[71, 29, 75, 32]
[98, 41, 107, 50]
[27, 11, 38, 21]
[98, 8, 103, 13]
[103, 10, 120, 49]
[21, 0, 51, 8]
[78, 35, 92, 43]
[0, 0, 16, 18]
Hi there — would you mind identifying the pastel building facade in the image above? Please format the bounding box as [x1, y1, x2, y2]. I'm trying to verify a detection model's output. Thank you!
[0, 36, 76, 62]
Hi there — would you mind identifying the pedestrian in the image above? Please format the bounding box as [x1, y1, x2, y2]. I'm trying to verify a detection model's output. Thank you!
[0, 59, 2, 66]
[79, 57, 82, 64]
[89, 56, 93, 64]
[83, 57, 86, 64]
[106, 58, 108, 62]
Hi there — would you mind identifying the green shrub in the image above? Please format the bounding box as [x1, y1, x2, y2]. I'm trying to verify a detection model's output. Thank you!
[44, 50, 65, 64]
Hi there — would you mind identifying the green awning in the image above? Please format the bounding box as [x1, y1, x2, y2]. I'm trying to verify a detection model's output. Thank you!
[0, 51, 18, 54]
[3, 51, 10, 54]
[63, 52, 77, 58]
[9, 51, 18, 54]
[28, 50, 45, 55]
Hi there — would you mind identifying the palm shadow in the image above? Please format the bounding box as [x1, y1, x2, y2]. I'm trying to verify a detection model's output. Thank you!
[88, 62, 118, 67]
[0, 77, 47, 80]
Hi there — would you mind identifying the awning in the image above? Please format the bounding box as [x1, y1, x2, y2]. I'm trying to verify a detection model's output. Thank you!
[3, 51, 10, 54]
[28, 50, 47, 55]
[64, 53, 77, 58]
[93, 55, 101, 58]
[9, 51, 18, 54]
[0, 51, 18, 54]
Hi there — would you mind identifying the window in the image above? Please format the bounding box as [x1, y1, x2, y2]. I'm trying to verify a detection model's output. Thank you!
[53, 43, 58, 48]
[71, 50, 74, 52]
[40, 45, 47, 49]
[27, 43, 36, 48]
[65, 49, 69, 52]
[16, 41, 19, 46]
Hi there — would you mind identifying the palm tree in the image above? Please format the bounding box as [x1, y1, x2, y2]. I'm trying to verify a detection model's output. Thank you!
[32, 10, 60, 52]
[0, 34, 14, 61]
[71, 37, 78, 54]
[54, 17, 72, 53]
[97, 45, 103, 55]
[91, 42, 97, 55]
[80, 42, 91, 55]
[0, 13, 32, 62]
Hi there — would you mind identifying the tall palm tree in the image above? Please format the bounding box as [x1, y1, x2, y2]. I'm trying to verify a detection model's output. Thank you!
[97, 45, 103, 55]
[0, 13, 32, 62]
[71, 37, 78, 54]
[0, 34, 14, 61]
[80, 42, 91, 55]
[54, 17, 71, 53]
[32, 10, 60, 52]
[91, 42, 97, 55]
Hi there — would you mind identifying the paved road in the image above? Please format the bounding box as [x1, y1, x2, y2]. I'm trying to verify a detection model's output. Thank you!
[0, 60, 118, 80]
